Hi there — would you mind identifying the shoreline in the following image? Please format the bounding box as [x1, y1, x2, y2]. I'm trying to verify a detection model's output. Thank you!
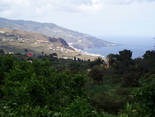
[69, 44, 104, 58]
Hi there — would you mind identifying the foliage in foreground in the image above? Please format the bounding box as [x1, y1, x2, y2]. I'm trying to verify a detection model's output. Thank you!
[0, 55, 97, 116]
[0, 50, 155, 117]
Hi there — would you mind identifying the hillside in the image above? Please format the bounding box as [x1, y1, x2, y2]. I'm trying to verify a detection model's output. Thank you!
[0, 17, 114, 50]
[0, 28, 100, 60]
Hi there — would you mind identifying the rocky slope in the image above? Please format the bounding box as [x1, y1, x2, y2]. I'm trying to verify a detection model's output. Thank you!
[0, 17, 114, 50]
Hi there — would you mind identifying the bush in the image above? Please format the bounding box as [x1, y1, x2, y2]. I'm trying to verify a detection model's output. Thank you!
[0, 58, 88, 116]
[131, 82, 155, 117]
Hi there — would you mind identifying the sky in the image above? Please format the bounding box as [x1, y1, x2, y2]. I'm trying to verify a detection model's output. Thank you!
[0, 0, 155, 37]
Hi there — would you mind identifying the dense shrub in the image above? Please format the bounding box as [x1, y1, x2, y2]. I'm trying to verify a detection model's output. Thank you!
[0, 49, 155, 117]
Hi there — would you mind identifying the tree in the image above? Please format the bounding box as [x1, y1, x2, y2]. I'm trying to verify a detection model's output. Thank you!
[107, 54, 118, 67]
[107, 50, 134, 74]
[0, 58, 88, 116]
[0, 49, 4, 56]
[129, 82, 155, 117]
[143, 50, 155, 73]
[62, 97, 97, 117]
[90, 57, 105, 68]
[122, 72, 140, 87]
[119, 49, 132, 60]
[89, 66, 104, 84]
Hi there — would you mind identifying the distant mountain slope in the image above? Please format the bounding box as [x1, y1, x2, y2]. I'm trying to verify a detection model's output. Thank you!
[0, 28, 74, 51]
[0, 28, 100, 60]
[0, 17, 114, 50]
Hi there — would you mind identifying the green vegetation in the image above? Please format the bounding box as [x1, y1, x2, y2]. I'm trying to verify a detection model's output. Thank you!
[0, 49, 154, 117]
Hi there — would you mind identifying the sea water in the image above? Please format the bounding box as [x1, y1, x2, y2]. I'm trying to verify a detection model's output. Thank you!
[85, 37, 155, 58]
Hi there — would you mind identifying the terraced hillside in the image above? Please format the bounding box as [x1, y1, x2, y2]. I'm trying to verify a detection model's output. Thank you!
[0, 28, 100, 60]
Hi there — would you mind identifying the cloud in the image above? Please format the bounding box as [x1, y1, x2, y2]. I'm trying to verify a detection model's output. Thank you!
[0, 0, 104, 18]
[0, 0, 155, 18]
[104, 0, 155, 5]
[78, 0, 103, 13]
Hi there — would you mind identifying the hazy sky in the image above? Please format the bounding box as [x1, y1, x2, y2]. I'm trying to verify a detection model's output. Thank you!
[0, 0, 155, 37]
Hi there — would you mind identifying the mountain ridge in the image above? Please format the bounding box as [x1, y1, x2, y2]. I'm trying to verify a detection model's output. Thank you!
[0, 17, 114, 50]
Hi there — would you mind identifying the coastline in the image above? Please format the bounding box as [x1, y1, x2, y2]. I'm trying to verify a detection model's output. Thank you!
[69, 44, 104, 59]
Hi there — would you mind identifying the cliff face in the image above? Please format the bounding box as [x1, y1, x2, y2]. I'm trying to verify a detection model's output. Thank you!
[48, 37, 74, 50]
[0, 17, 114, 50]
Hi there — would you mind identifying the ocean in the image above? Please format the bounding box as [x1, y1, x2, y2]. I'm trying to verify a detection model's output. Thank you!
[85, 37, 155, 58]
